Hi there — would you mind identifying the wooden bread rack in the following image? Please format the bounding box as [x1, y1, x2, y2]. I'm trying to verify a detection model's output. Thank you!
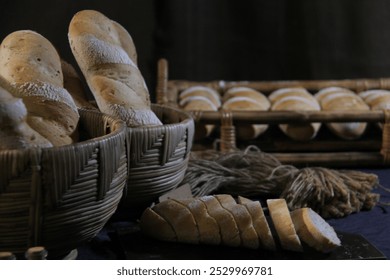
[156, 58, 390, 167]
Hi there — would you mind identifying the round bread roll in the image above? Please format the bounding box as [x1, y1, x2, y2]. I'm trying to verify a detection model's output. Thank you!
[179, 86, 221, 108]
[223, 87, 270, 107]
[68, 9, 161, 127]
[269, 87, 316, 103]
[0, 78, 52, 150]
[180, 96, 218, 140]
[358, 90, 390, 129]
[316, 87, 369, 140]
[0, 30, 79, 146]
[270, 88, 321, 141]
[222, 96, 269, 140]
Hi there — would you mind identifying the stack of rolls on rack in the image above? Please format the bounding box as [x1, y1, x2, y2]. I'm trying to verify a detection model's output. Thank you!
[178, 85, 221, 140]
[222, 87, 270, 140]
[315, 87, 370, 140]
[0, 30, 80, 147]
[358, 89, 390, 129]
[269, 88, 321, 141]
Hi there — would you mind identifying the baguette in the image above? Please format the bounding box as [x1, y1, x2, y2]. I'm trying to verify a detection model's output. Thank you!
[61, 59, 97, 110]
[0, 30, 79, 146]
[0, 78, 52, 149]
[68, 9, 161, 127]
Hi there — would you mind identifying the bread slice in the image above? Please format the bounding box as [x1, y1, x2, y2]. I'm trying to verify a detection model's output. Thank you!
[267, 199, 303, 252]
[139, 207, 177, 242]
[199, 195, 241, 247]
[152, 199, 199, 244]
[237, 196, 276, 251]
[173, 198, 221, 246]
[215, 194, 259, 249]
[291, 208, 341, 253]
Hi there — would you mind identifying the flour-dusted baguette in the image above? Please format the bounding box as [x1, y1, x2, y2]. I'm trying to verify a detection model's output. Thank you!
[315, 87, 369, 140]
[270, 88, 321, 141]
[291, 208, 341, 253]
[0, 30, 79, 146]
[0, 78, 52, 150]
[68, 9, 161, 127]
[140, 195, 339, 253]
[61, 59, 97, 110]
[266, 199, 303, 252]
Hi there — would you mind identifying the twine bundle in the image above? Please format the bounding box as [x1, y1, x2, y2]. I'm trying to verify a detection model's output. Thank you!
[183, 146, 383, 218]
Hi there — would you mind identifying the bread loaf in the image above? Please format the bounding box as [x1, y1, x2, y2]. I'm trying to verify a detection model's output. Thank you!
[222, 87, 270, 140]
[179, 90, 219, 140]
[140, 195, 341, 253]
[358, 90, 390, 129]
[315, 87, 369, 140]
[68, 9, 161, 127]
[61, 59, 97, 110]
[179, 86, 221, 108]
[269, 88, 321, 141]
[0, 30, 79, 146]
[0, 78, 52, 149]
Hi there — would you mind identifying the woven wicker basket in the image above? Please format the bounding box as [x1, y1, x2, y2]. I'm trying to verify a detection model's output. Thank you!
[122, 104, 194, 207]
[0, 109, 127, 258]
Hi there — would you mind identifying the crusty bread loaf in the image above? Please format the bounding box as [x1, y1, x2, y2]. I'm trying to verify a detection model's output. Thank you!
[68, 9, 161, 127]
[180, 86, 221, 108]
[291, 208, 341, 253]
[266, 199, 303, 252]
[140, 195, 339, 253]
[179, 95, 218, 140]
[152, 199, 199, 244]
[315, 87, 369, 140]
[61, 59, 97, 110]
[0, 30, 79, 146]
[222, 91, 270, 140]
[0, 79, 52, 150]
[359, 89, 390, 110]
[270, 88, 321, 141]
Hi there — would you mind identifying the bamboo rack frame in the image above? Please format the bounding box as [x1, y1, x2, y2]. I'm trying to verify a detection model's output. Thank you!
[156, 58, 390, 167]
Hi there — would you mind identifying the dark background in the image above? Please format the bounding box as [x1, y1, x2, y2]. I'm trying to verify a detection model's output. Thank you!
[2, 0, 390, 100]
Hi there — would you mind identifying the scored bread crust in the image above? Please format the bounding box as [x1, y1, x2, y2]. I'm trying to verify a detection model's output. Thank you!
[0, 30, 79, 146]
[199, 196, 241, 247]
[139, 207, 177, 242]
[291, 208, 341, 253]
[214, 194, 259, 249]
[267, 199, 303, 252]
[237, 196, 276, 251]
[152, 199, 199, 244]
[0, 82, 53, 149]
[172, 198, 221, 246]
[68, 10, 161, 127]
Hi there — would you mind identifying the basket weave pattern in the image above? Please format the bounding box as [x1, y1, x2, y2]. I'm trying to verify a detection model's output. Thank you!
[123, 104, 194, 206]
[0, 109, 127, 256]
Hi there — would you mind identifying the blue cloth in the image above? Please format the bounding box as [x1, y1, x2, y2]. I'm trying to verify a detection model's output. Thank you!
[327, 168, 390, 259]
